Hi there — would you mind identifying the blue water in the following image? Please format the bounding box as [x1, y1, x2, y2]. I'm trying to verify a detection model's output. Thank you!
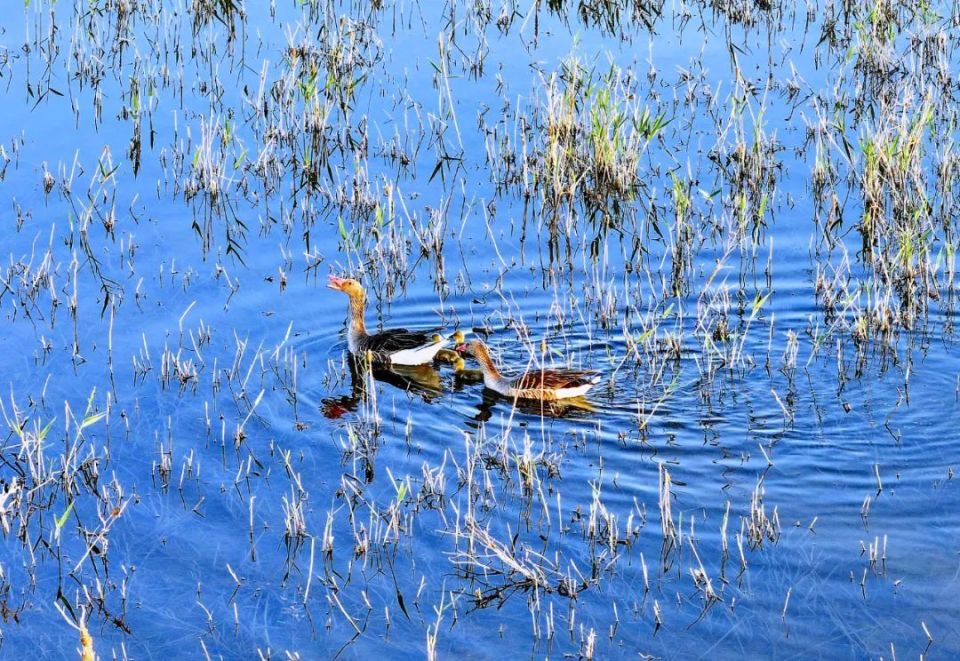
[1, 1, 959, 658]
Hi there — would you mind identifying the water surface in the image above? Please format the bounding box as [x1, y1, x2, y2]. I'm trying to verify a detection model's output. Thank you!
[1, 1, 959, 658]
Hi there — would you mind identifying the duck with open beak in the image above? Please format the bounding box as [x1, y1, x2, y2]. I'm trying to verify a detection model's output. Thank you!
[328, 274, 448, 366]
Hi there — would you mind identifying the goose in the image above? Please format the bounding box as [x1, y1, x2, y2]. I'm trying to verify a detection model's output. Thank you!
[455, 339, 600, 400]
[328, 275, 447, 365]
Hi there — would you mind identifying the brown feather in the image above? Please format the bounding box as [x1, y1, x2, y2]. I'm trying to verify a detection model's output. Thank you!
[513, 369, 599, 391]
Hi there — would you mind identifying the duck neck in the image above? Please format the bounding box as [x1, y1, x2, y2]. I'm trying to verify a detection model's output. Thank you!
[347, 292, 367, 349]
[473, 344, 502, 384]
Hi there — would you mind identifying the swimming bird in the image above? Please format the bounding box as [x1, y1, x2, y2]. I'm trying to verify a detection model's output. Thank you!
[434, 330, 466, 364]
[328, 275, 447, 365]
[455, 339, 600, 400]
[451, 355, 484, 383]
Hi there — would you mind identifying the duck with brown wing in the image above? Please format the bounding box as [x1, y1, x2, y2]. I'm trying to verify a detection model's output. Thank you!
[455, 338, 601, 401]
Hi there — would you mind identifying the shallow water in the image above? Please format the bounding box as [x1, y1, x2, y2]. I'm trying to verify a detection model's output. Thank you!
[1, 0, 959, 658]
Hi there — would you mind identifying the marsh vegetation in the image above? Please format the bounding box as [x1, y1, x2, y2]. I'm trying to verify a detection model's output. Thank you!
[1, 0, 959, 657]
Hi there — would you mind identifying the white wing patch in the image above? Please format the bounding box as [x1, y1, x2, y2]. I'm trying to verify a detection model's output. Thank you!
[550, 383, 596, 399]
[389, 337, 447, 365]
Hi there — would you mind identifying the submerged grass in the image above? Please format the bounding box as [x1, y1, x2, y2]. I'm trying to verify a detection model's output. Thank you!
[1, 0, 959, 658]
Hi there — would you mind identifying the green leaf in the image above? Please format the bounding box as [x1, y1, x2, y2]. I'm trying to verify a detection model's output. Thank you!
[38, 418, 56, 442]
[752, 291, 773, 315]
[81, 411, 107, 430]
[55, 501, 74, 532]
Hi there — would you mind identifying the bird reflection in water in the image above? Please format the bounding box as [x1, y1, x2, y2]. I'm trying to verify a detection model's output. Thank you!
[321, 355, 444, 419]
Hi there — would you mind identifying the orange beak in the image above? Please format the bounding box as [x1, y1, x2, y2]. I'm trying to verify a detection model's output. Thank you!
[328, 275, 348, 291]
[454, 343, 468, 354]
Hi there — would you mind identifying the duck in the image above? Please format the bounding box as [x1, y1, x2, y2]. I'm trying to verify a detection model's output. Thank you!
[328, 275, 447, 365]
[434, 330, 466, 364]
[451, 355, 484, 383]
[455, 339, 601, 400]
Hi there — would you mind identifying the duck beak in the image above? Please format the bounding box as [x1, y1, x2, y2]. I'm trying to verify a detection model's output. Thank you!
[454, 343, 468, 354]
[328, 275, 347, 291]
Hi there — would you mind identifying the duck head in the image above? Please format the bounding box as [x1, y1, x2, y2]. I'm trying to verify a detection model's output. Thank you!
[328, 275, 365, 299]
[455, 338, 482, 357]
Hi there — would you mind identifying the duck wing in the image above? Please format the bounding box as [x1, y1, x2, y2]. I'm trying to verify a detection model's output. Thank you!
[361, 329, 436, 354]
[513, 369, 600, 391]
